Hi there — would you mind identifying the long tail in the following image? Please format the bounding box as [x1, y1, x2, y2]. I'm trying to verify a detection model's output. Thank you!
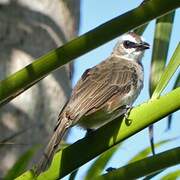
[36, 115, 71, 175]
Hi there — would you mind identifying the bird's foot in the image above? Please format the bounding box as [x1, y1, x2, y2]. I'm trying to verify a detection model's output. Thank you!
[124, 105, 133, 126]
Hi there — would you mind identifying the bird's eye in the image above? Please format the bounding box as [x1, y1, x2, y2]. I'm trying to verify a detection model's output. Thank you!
[123, 40, 135, 49]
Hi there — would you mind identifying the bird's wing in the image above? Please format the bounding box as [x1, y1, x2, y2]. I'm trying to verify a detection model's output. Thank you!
[67, 57, 138, 120]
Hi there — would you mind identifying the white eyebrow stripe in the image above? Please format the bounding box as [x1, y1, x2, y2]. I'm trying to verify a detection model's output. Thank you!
[118, 34, 139, 43]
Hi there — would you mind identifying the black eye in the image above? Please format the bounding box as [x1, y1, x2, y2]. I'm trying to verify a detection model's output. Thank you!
[123, 40, 135, 49]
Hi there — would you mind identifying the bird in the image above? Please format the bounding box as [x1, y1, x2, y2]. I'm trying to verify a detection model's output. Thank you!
[36, 32, 150, 174]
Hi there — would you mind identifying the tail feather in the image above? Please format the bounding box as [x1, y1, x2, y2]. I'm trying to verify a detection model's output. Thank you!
[36, 116, 70, 174]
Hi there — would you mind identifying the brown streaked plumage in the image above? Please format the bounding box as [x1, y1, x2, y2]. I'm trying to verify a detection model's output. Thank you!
[36, 32, 150, 174]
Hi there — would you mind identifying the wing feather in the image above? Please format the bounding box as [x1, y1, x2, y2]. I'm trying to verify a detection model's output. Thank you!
[67, 57, 139, 119]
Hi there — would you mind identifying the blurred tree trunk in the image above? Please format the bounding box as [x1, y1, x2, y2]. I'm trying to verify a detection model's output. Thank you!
[0, 0, 80, 175]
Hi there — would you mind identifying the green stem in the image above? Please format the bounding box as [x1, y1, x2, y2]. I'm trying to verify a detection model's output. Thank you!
[0, 0, 179, 106]
[96, 147, 180, 180]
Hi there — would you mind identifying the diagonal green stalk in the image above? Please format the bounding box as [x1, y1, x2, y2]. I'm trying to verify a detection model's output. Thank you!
[16, 87, 180, 180]
[152, 43, 180, 99]
[0, 0, 179, 106]
[95, 147, 180, 180]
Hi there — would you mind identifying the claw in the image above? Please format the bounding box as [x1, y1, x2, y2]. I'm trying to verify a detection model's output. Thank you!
[124, 105, 133, 119]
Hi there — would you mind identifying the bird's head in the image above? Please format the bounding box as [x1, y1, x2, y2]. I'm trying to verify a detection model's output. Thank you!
[113, 32, 150, 61]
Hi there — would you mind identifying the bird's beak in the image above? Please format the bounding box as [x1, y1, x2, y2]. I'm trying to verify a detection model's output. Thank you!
[137, 42, 150, 50]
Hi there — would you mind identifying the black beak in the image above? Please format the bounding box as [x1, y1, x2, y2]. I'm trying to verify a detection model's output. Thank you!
[137, 42, 150, 50]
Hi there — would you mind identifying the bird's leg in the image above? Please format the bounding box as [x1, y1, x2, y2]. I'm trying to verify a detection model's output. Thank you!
[124, 105, 133, 126]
